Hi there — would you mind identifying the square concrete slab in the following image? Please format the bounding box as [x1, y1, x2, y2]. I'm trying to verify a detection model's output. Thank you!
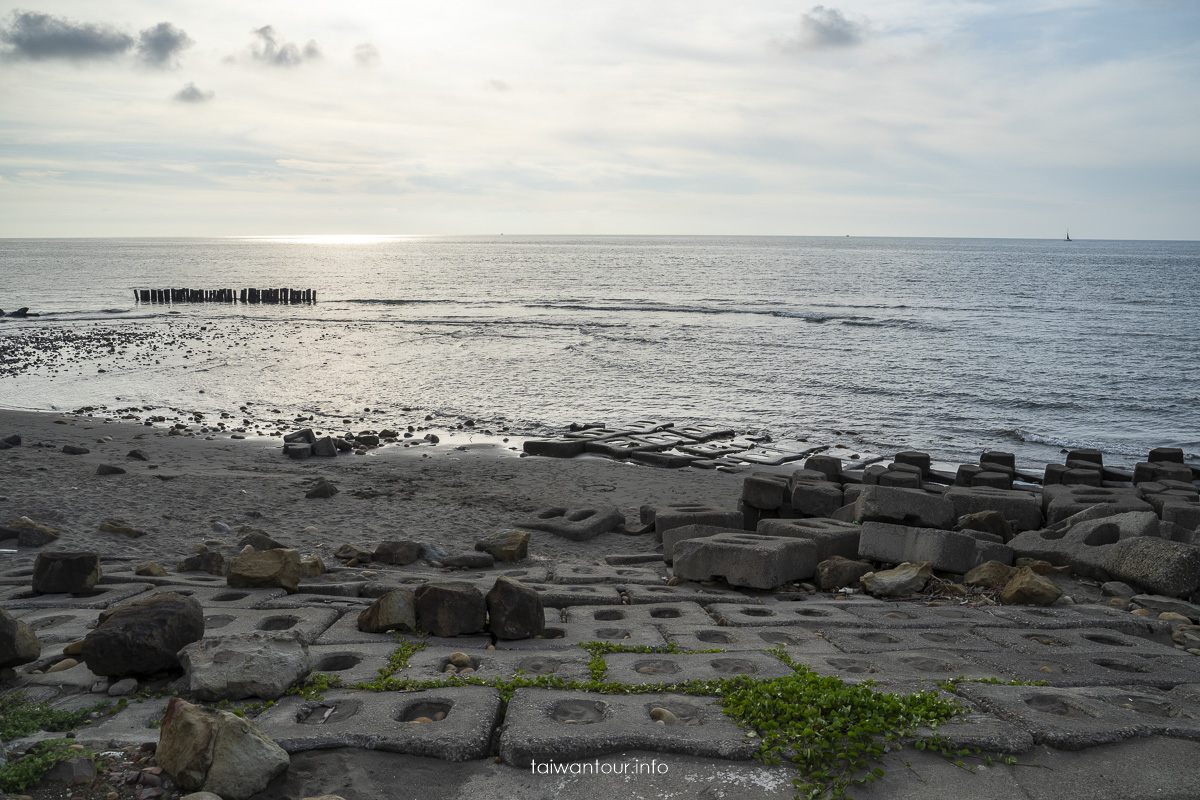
[977, 627, 1185, 658]
[0, 582, 152, 609]
[201, 606, 339, 643]
[657, 623, 842, 654]
[255, 686, 503, 760]
[498, 688, 756, 767]
[823, 626, 997, 654]
[965, 649, 1200, 689]
[601, 651, 794, 685]
[564, 601, 713, 628]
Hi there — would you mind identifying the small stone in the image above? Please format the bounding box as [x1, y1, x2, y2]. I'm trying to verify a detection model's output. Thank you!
[649, 707, 678, 724]
[1131, 608, 1152, 616]
[1108, 598, 1128, 609]
[96, 464, 127, 476]
[448, 652, 472, 668]
[1000, 567, 1062, 606]
[99, 519, 147, 538]
[109, 677, 139, 696]
[127, 449, 149, 461]
[47, 658, 79, 673]
[1161, 612, 1193, 624]
[62, 445, 90, 455]
[135, 561, 168, 577]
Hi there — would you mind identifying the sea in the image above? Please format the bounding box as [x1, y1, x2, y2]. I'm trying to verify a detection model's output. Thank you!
[1, 235, 1197, 469]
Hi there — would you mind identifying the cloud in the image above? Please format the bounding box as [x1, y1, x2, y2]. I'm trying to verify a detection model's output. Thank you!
[487, 79, 511, 93]
[354, 42, 380, 67]
[173, 82, 213, 103]
[787, 5, 867, 51]
[248, 25, 321, 67]
[0, 10, 133, 61]
[137, 22, 192, 68]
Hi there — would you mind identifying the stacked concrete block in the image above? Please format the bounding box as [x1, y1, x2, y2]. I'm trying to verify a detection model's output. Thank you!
[862, 462, 923, 489]
[644, 503, 744, 540]
[943, 486, 1043, 533]
[1105, 536, 1200, 597]
[1133, 449, 1196, 485]
[672, 532, 818, 589]
[853, 485, 956, 530]
[788, 471, 844, 518]
[756, 517, 861, 561]
[857, 522, 1012, 574]
[661, 524, 743, 563]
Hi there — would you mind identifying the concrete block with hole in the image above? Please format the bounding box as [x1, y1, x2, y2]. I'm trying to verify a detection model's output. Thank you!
[656, 622, 841, 654]
[563, 601, 713, 627]
[497, 688, 757, 766]
[518, 506, 624, 541]
[671, 532, 818, 589]
[602, 651, 794, 685]
[661, 524, 744, 563]
[646, 503, 745, 541]
[1042, 486, 1153, 525]
[787, 477, 845, 518]
[755, 517, 861, 561]
[1008, 511, 1161, 579]
[857, 521, 1011, 573]
[255, 686, 503, 759]
[198, 607, 339, 644]
[967, 649, 1200, 689]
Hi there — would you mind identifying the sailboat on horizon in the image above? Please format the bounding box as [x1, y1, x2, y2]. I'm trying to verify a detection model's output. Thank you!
[1065, 229, 1072, 241]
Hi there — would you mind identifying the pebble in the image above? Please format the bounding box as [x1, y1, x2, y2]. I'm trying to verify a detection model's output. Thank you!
[1160, 612, 1193, 624]
[411, 716, 433, 724]
[649, 707, 678, 724]
[448, 652, 472, 668]
[1131, 608, 1152, 616]
[48, 658, 78, 673]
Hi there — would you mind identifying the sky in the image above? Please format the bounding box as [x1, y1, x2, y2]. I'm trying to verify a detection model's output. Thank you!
[0, 1, 1197, 238]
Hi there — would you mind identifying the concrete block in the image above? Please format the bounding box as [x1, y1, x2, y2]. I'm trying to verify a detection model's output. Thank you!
[602, 651, 794, 685]
[797, 649, 1004, 687]
[1010, 512, 1161, 579]
[804, 455, 843, 482]
[622, 582, 746, 605]
[650, 504, 744, 540]
[492, 620, 666, 650]
[672, 533, 818, 589]
[853, 485, 956, 530]
[968, 649, 1200, 689]
[1105, 536, 1200, 597]
[755, 518, 860, 561]
[0, 582, 152, 610]
[979, 626, 1185, 659]
[306, 642, 404, 686]
[255, 686, 503, 760]
[200, 607, 339, 644]
[1161, 500, 1200, 532]
[498, 688, 756, 767]
[553, 565, 664, 585]
[788, 479, 844, 518]
[661, 524, 743, 563]
[564, 602, 713, 628]
[703, 601, 867, 628]
[943, 486, 1043, 532]
[519, 506, 624, 541]
[822, 626, 994, 653]
[857, 522, 1011, 573]
[741, 472, 790, 510]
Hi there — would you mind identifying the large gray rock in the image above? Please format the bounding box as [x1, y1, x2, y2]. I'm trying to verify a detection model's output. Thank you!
[860, 562, 931, 597]
[943, 486, 1042, 532]
[1105, 537, 1200, 598]
[180, 632, 312, 700]
[373, 540, 423, 566]
[414, 582, 487, 637]
[672, 532, 818, 589]
[227, 549, 301, 593]
[157, 698, 290, 800]
[486, 576, 545, 640]
[814, 556, 874, 590]
[853, 485, 955, 530]
[32, 551, 101, 594]
[357, 589, 417, 633]
[0, 607, 41, 668]
[858, 521, 1011, 573]
[81, 592, 204, 677]
[474, 530, 530, 562]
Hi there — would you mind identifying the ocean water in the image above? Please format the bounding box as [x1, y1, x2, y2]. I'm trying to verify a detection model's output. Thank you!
[1, 235, 1197, 468]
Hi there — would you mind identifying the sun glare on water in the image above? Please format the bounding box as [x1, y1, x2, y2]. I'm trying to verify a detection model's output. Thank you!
[237, 234, 416, 245]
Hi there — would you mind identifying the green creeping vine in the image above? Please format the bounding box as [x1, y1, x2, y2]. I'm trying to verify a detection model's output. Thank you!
[0, 692, 110, 793]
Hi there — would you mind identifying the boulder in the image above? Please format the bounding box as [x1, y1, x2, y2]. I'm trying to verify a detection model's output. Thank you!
[81, 592, 204, 677]
[853, 485, 955, 530]
[305, 479, 338, 499]
[227, 549, 301, 593]
[357, 589, 417, 634]
[135, 561, 169, 577]
[334, 543, 373, 564]
[860, 562, 932, 597]
[10, 516, 60, 547]
[32, 551, 101, 594]
[283, 429, 316, 445]
[486, 576, 545, 640]
[177, 552, 227, 576]
[373, 540, 422, 566]
[238, 529, 285, 552]
[300, 555, 325, 578]
[814, 556, 874, 590]
[0, 606, 41, 668]
[1000, 567, 1062, 605]
[180, 632, 312, 700]
[474, 530, 530, 562]
[1105, 537, 1200, 598]
[413, 582, 487, 637]
[311, 437, 338, 457]
[964, 560, 1018, 589]
[157, 698, 290, 800]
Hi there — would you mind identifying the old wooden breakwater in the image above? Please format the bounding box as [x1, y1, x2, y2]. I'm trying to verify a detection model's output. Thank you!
[134, 288, 317, 304]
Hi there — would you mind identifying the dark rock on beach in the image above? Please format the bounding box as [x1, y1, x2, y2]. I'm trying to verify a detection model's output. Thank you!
[81, 592, 205, 677]
[32, 550, 101, 594]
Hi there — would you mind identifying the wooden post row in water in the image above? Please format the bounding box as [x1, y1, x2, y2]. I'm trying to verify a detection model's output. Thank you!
[134, 288, 316, 304]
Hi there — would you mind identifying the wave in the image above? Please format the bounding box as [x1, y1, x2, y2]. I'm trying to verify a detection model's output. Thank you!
[996, 428, 1145, 458]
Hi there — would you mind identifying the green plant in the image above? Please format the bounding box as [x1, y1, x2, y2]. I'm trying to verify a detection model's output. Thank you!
[0, 738, 94, 793]
[287, 672, 344, 701]
[0, 693, 99, 741]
